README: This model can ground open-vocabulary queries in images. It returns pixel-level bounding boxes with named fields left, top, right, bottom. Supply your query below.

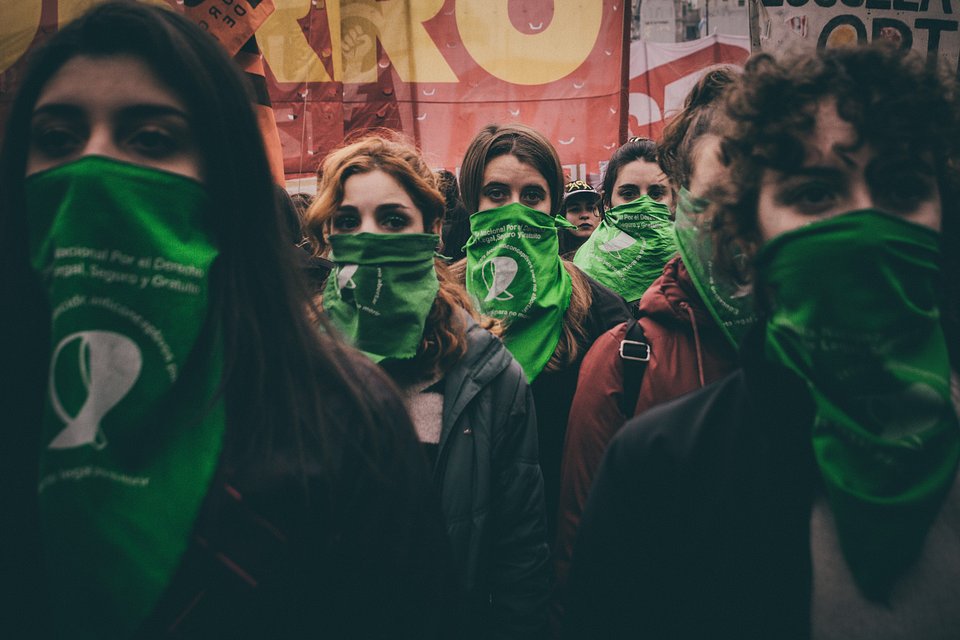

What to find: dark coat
left=436, top=317, right=550, bottom=639
left=554, top=255, right=738, bottom=600
left=531, top=270, right=634, bottom=541
left=3, top=349, right=460, bottom=639
left=562, top=330, right=818, bottom=639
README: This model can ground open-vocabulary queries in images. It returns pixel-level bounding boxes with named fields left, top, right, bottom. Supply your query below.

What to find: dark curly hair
left=715, top=44, right=960, bottom=363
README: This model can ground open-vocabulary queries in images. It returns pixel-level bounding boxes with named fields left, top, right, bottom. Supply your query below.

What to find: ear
left=431, top=217, right=443, bottom=235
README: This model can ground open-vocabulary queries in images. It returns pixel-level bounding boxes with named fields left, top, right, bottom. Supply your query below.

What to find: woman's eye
left=332, top=213, right=359, bottom=231
left=32, top=126, right=82, bottom=158
left=618, top=188, right=639, bottom=201
left=485, top=187, right=506, bottom=201
left=381, top=213, right=411, bottom=231
left=648, top=185, right=666, bottom=201
left=128, top=127, right=178, bottom=158
left=521, top=191, right=544, bottom=205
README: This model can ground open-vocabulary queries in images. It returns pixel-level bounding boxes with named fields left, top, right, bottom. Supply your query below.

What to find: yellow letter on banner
left=0, top=2, right=43, bottom=75
left=258, top=0, right=333, bottom=83
left=456, top=0, right=603, bottom=85
left=339, top=0, right=456, bottom=84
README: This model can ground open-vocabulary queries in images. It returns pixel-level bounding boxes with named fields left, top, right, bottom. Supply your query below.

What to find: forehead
left=613, top=159, right=668, bottom=187
left=482, top=154, right=547, bottom=185
left=342, top=169, right=414, bottom=202
left=804, top=99, right=861, bottom=166
left=35, top=54, right=184, bottom=113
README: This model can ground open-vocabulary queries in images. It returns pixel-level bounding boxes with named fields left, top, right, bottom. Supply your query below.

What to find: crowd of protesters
left=2, top=1, right=958, bottom=638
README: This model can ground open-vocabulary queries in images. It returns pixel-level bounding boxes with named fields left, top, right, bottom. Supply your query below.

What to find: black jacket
left=533, top=270, right=634, bottom=540
left=563, top=331, right=819, bottom=639
left=4, top=349, right=459, bottom=639
left=436, top=317, right=550, bottom=639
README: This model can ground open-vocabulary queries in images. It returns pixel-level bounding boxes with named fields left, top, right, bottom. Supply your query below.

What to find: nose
left=848, top=180, right=874, bottom=211
left=81, top=125, right=122, bottom=161
left=356, top=218, right=381, bottom=234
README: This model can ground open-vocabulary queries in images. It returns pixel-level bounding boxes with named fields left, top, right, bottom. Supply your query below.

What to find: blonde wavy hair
left=305, top=132, right=501, bottom=377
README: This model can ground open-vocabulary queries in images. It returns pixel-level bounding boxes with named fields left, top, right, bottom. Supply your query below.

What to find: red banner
left=628, top=34, right=751, bottom=140
left=1, top=2, right=757, bottom=191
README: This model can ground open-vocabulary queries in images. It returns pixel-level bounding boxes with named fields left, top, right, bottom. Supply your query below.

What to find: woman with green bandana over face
left=305, top=133, right=550, bottom=640
left=553, top=69, right=744, bottom=634
left=564, top=44, right=960, bottom=640
left=0, top=3, right=457, bottom=638
left=573, top=137, right=678, bottom=304
left=454, top=123, right=634, bottom=545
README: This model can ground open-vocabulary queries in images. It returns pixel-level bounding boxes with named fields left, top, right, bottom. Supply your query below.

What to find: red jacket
left=552, top=255, right=739, bottom=630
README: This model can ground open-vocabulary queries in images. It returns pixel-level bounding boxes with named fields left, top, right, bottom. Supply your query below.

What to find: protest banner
left=627, top=34, right=751, bottom=140
left=752, top=0, right=960, bottom=72
left=2, top=1, right=762, bottom=189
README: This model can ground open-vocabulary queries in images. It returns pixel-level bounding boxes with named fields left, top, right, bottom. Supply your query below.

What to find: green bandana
left=26, top=156, right=225, bottom=638
left=573, top=195, right=677, bottom=303
left=465, top=203, right=573, bottom=381
left=757, top=210, right=960, bottom=599
left=324, top=232, right=440, bottom=363
left=674, top=187, right=756, bottom=349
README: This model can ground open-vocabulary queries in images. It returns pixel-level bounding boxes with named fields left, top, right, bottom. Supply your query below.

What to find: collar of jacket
left=638, top=255, right=718, bottom=331
left=436, top=312, right=514, bottom=459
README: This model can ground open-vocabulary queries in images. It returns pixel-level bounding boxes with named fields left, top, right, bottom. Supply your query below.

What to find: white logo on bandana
left=481, top=256, right=518, bottom=302
left=48, top=331, right=142, bottom=450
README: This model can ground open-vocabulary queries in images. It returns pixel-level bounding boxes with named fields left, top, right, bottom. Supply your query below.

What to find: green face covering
left=756, top=210, right=959, bottom=600
left=673, top=187, right=756, bottom=349
left=465, top=203, right=573, bottom=381
left=26, top=156, right=225, bottom=638
left=323, top=232, right=440, bottom=363
left=573, top=195, right=677, bottom=303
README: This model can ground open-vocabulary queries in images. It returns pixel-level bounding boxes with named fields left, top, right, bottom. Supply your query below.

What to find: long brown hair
left=306, top=133, right=499, bottom=377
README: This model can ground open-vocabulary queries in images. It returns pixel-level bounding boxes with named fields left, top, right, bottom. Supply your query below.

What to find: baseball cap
left=563, top=179, right=601, bottom=204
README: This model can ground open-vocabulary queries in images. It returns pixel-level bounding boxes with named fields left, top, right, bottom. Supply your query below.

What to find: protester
left=552, top=69, right=744, bottom=622
left=558, top=179, right=602, bottom=257
left=572, top=137, right=677, bottom=303
left=563, top=44, right=960, bottom=639
left=0, top=3, right=457, bottom=637
left=305, top=133, right=551, bottom=639
left=457, top=123, right=633, bottom=539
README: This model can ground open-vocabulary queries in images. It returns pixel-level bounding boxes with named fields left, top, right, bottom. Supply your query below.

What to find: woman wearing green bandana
left=306, top=133, right=551, bottom=639
left=563, top=45, right=960, bottom=640
left=573, top=137, right=679, bottom=303
left=456, top=123, right=634, bottom=542
left=1, top=3, right=457, bottom=638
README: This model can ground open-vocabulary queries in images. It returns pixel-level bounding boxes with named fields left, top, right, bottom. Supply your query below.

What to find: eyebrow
left=31, top=103, right=190, bottom=121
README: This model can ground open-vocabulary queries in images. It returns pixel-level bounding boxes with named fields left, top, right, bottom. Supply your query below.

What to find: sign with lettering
left=752, top=0, right=960, bottom=72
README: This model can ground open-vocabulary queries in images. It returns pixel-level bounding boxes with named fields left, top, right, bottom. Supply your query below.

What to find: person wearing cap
left=559, top=179, right=601, bottom=257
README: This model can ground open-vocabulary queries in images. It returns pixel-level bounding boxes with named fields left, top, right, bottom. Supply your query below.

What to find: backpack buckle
left=619, top=339, right=650, bottom=362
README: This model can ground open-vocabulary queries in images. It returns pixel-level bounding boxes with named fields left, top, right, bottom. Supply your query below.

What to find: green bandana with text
left=466, top=203, right=573, bottom=381
left=757, top=210, right=959, bottom=600
left=674, top=187, right=756, bottom=349
left=323, top=232, right=439, bottom=363
left=573, top=195, right=677, bottom=303
left=27, top=156, right=224, bottom=639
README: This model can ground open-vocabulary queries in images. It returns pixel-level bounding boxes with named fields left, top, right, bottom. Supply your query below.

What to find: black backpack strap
left=618, top=317, right=651, bottom=417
